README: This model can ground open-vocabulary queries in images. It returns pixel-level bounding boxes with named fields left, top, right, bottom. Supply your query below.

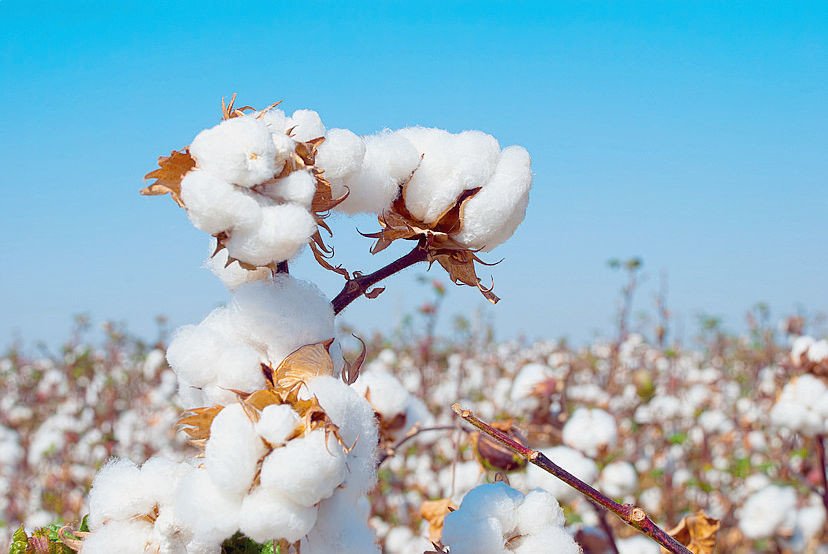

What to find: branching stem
left=451, top=403, right=692, bottom=554
left=816, top=434, right=828, bottom=515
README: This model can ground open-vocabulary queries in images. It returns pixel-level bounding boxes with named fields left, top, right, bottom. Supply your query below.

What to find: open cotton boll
left=88, top=458, right=155, bottom=529
left=190, top=116, right=280, bottom=188
left=82, top=519, right=153, bottom=554
left=599, top=461, right=638, bottom=498
left=512, top=526, right=580, bottom=554
left=213, top=341, right=266, bottom=394
left=617, top=535, right=661, bottom=554
left=225, top=203, right=317, bottom=267
left=770, top=374, right=828, bottom=436
left=397, top=127, right=500, bottom=224
left=287, top=109, right=326, bottom=142
left=452, top=146, right=532, bottom=251
left=258, top=109, right=288, bottom=134
left=510, top=363, right=554, bottom=402
left=205, top=404, right=266, bottom=496
left=791, top=335, right=815, bottom=364
left=354, top=370, right=411, bottom=419
left=458, top=482, right=524, bottom=535
left=336, top=131, right=420, bottom=214
left=256, top=404, right=301, bottom=446
left=261, top=169, right=317, bottom=209
left=302, top=485, right=380, bottom=554
left=808, top=339, right=828, bottom=362
left=441, top=511, right=506, bottom=554
left=230, top=276, right=335, bottom=368
left=562, top=408, right=618, bottom=457
left=140, top=456, right=193, bottom=509
left=166, top=324, right=224, bottom=388
left=205, top=244, right=271, bottom=290
left=316, top=128, right=366, bottom=182
left=239, top=486, right=318, bottom=543
left=515, top=489, right=566, bottom=535
left=301, top=376, right=379, bottom=493
left=260, top=429, right=347, bottom=507
left=174, top=468, right=242, bottom=545
left=739, top=485, right=798, bottom=539
left=526, top=446, right=597, bottom=503
left=180, top=170, right=262, bottom=234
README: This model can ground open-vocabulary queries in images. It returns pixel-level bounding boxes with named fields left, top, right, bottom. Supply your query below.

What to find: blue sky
left=1, top=1, right=826, bottom=348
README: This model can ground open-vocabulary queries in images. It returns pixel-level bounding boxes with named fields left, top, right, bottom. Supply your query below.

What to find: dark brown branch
left=332, top=239, right=429, bottom=314
left=451, top=403, right=692, bottom=554
left=816, top=434, right=828, bottom=515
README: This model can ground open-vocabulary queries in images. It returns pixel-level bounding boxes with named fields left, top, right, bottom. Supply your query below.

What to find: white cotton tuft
left=205, top=244, right=271, bottom=290
left=738, top=485, right=797, bottom=539
left=452, top=146, right=532, bottom=251
left=515, top=489, right=566, bottom=535
left=770, top=374, right=828, bottom=436
left=258, top=109, right=288, bottom=135
left=261, top=169, right=317, bottom=209
left=205, top=404, right=266, bottom=496
left=88, top=458, right=155, bottom=529
left=180, top=170, right=262, bottom=235
left=808, top=339, right=828, bottom=363
left=174, top=468, right=242, bottom=545
left=225, top=203, right=317, bottom=267
left=511, top=526, right=580, bottom=554
left=287, top=109, right=326, bottom=142
left=166, top=324, right=223, bottom=388
left=81, top=520, right=153, bottom=554
left=441, top=511, right=505, bottom=554
left=140, top=456, right=193, bottom=509
left=260, top=429, right=347, bottom=507
left=354, top=370, right=411, bottom=419
left=239, top=487, right=318, bottom=543
left=457, top=482, right=524, bottom=535
left=562, top=407, right=618, bottom=457
left=301, top=485, right=380, bottom=554
left=526, top=446, right=597, bottom=503
left=316, top=128, right=366, bottom=183
left=599, top=461, right=638, bottom=498
left=190, top=116, right=279, bottom=188
left=256, top=404, right=301, bottom=446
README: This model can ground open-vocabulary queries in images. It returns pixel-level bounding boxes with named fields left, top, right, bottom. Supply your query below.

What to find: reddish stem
left=816, top=434, right=828, bottom=515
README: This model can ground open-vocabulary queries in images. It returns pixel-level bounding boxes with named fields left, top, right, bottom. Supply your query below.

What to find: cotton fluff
left=180, top=170, right=262, bottom=235
left=301, top=484, right=380, bottom=554
left=738, top=485, right=797, bottom=539
left=81, top=519, right=153, bottom=554
left=205, top=404, right=266, bottom=496
left=174, top=467, right=243, bottom=545
left=87, top=458, right=155, bottom=529
left=256, top=404, right=301, bottom=446
left=770, top=374, right=828, bottom=436
left=287, top=109, right=326, bottom=142
left=189, top=116, right=280, bottom=188
left=261, top=169, right=317, bottom=209
left=562, top=408, right=618, bottom=457
left=526, top=446, right=598, bottom=503
left=315, top=128, right=366, bottom=205
left=238, top=487, right=318, bottom=543
left=510, top=363, right=554, bottom=402
left=205, top=245, right=270, bottom=290
left=225, top=203, right=318, bottom=267
left=354, top=369, right=434, bottom=441
left=808, top=339, right=828, bottom=363
left=441, top=483, right=580, bottom=554
left=599, top=461, right=638, bottom=498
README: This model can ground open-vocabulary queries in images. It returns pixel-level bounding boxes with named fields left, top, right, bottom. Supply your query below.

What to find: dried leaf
left=341, top=334, right=367, bottom=385
left=141, top=149, right=196, bottom=207
left=177, top=405, right=224, bottom=444
left=420, top=498, right=457, bottom=542
left=667, top=511, right=720, bottom=554
left=273, top=339, right=335, bottom=391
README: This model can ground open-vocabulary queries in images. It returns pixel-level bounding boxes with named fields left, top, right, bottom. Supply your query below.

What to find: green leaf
left=9, top=526, right=28, bottom=554
left=79, top=515, right=90, bottom=533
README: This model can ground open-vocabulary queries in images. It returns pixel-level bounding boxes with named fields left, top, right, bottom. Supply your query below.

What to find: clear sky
left=1, top=1, right=826, bottom=348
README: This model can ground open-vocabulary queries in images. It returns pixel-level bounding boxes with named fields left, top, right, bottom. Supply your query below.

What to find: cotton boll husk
left=287, top=109, right=326, bottom=142
left=599, top=461, right=638, bottom=498
left=174, top=468, right=242, bottom=545
left=261, top=169, right=317, bottom=209
left=458, top=482, right=524, bottom=535
left=82, top=519, right=153, bottom=554
left=512, top=526, right=580, bottom=554
left=301, top=485, right=379, bottom=554
left=397, top=127, right=500, bottom=224
left=301, top=376, right=379, bottom=493
left=238, top=487, right=318, bottom=543
left=441, top=511, right=506, bottom=554
left=452, top=146, right=532, bottom=251
left=316, top=128, right=366, bottom=185
left=230, top=277, right=335, bottom=368
left=166, top=324, right=223, bottom=388
left=225, top=203, right=317, bottom=267
left=526, top=446, right=597, bottom=503
left=260, top=429, right=347, bottom=507
left=255, top=404, right=301, bottom=446
left=338, top=131, right=420, bottom=214
left=205, top=244, right=271, bottom=290
left=88, top=458, right=155, bottom=529
left=205, top=404, right=266, bottom=496
left=516, top=489, right=566, bottom=535
left=190, top=116, right=279, bottom=188
left=180, top=170, right=262, bottom=234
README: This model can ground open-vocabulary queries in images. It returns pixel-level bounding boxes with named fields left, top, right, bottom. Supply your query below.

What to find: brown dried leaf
left=273, top=339, right=335, bottom=391
left=177, top=405, right=224, bottom=443
left=341, top=334, right=367, bottom=385
left=240, top=389, right=283, bottom=421
left=667, top=511, right=720, bottom=554
left=141, top=149, right=196, bottom=207
left=420, top=498, right=457, bottom=543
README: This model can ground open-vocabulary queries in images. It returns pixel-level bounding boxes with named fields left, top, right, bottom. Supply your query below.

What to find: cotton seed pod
left=472, top=421, right=528, bottom=472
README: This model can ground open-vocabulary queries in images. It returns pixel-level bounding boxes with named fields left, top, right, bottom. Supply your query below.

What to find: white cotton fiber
left=229, top=276, right=335, bottom=368
left=512, top=526, right=580, bottom=554
left=397, top=127, right=500, bottom=224
left=337, top=131, right=420, bottom=214
left=316, top=128, right=366, bottom=182
left=441, top=511, right=506, bottom=554
left=205, top=244, right=271, bottom=290
left=239, top=486, right=318, bottom=543
left=354, top=370, right=410, bottom=419
left=190, top=116, right=279, bottom=188
left=180, top=170, right=262, bottom=235
left=739, top=485, right=797, bottom=539
left=256, top=404, right=301, bottom=446
left=262, top=169, right=317, bottom=209
left=260, top=428, right=347, bottom=507
left=205, top=404, right=266, bottom=496
left=81, top=519, right=153, bottom=554
left=770, top=374, right=828, bottom=436
left=225, top=203, right=317, bottom=267
left=458, top=482, right=524, bottom=535
left=166, top=324, right=223, bottom=388
left=213, top=340, right=266, bottom=394
left=599, top=461, right=638, bottom=498
left=174, top=468, right=243, bottom=545
left=808, top=339, right=828, bottom=363
left=140, top=456, right=193, bottom=509
left=562, top=407, right=618, bottom=457
left=287, top=109, right=326, bottom=142
left=258, top=109, right=288, bottom=135
left=301, top=485, right=380, bottom=554
left=515, top=489, right=566, bottom=535
left=526, top=446, right=597, bottom=503
left=452, top=146, right=532, bottom=251
left=88, top=458, right=155, bottom=529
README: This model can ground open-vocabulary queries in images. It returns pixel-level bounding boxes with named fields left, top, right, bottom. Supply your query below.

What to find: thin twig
left=377, top=425, right=460, bottom=466
left=451, top=403, right=692, bottom=554
left=816, top=434, right=828, bottom=515
left=332, top=239, right=429, bottom=314
left=596, top=507, right=620, bottom=554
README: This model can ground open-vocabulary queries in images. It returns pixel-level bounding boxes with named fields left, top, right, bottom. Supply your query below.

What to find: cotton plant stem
left=596, top=507, right=620, bottom=554
left=816, top=434, right=828, bottom=515
left=332, top=239, right=429, bottom=314
left=451, top=403, right=693, bottom=554
left=376, top=424, right=459, bottom=466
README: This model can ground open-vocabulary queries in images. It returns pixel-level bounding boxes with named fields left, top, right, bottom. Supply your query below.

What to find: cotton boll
left=239, top=487, right=318, bottom=543
left=256, top=404, right=301, bottom=446
left=205, top=244, right=271, bottom=290
left=287, top=109, right=326, bottom=142
left=88, top=458, right=155, bottom=529
left=258, top=109, right=288, bottom=134
left=166, top=324, right=223, bottom=389
left=353, top=370, right=410, bottom=420
left=516, top=489, right=566, bottom=535
left=302, top=485, right=380, bottom=554
left=174, top=468, right=242, bottom=545
left=791, top=336, right=815, bottom=364
left=180, top=170, right=262, bottom=234
left=808, top=339, right=828, bottom=363
left=260, top=429, right=347, bottom=507
left=512, top=526, right=580, bottom=554
left=442, top=511, right=506, bottom=554
left=205, top=404, right=266, bottom=496
left=458, top=482, right=524, bottom=535
left=599, top=461, right=638, bottom=499
left=398, top=127, right=500, bottom=224
left=316, top=128, right=366, bottom=186
left=337, top=131, right=420, bottom=214
left=738, top=485, right=798, bottom=539
left=452, top=146, right=532, bottom=251
left=510, top=363, right=553, bottom=402
left=562, top=408, right=618, bottom=457
left=262, top=169, right=317, bottom=209
left=190, top=116, right=279, bottom=188
left=526, top=446, right=597, bottom=503
left=230, top=277, right=335, bottom=369
left=213, top=341, right=266, bottom=394
left=82, top=519, right=153, bottom=554
left=225, top=203, right=317, bottom=267
left=140, top=456, right=193, bottom=509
